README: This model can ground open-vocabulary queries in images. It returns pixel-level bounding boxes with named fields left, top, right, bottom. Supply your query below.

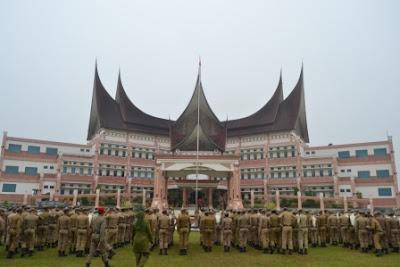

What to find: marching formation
left=0, top=204, right=399, bottom=267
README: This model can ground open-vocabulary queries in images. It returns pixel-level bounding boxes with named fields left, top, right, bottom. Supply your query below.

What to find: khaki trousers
left=105, top=229, right=117, bottom=251
left=159, top=229, right=169, bottom=249
left=204, top=229, right=214, bottom=247
left=76, top=229, right=88, bottom=251
left=260, top=228, right=269, bottom=249
left=22, top=229, right=35, bottom=251
left=340, top=226, right=349, bottom=243
left=179, top=227, right=189, bottom=249
left=223, top=230, right=232, bottom=247
left=298, top=228, right=308, bottom=249
left=282, top=226, right=293, bottom=250
left=358, top=229, right=368, bottom=248
left=86, top=234, right=107, bottom=264
left=58, top=229, right=69, bottom=251
left=239, top=228, right=249, bottom=248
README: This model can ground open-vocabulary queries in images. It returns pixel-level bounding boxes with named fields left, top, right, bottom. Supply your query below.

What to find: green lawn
left=0, top=232, right=398, bottom=267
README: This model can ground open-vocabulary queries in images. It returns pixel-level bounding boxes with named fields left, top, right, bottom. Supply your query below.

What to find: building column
left=23, top=193, right=28, bottom=205
left=275, top=191, right=280, bottom=210
left=37, top=173, right=45, bottom=202
left=95, top=189, right=100, bottom=208
left=208, top=187, right=213, bottom=208
left=369, top=198, right=374, bottom=214
left=227, top=175, right=232, bottom=207
left=250, top=190, right=254, bottom=208
left=163, top=176, right=169, bottom=209
left=319, top=192, right=325, bottom=211
left=55, top=154, right=62, bottom=201
left=297, top=191, right=302, bottom=210
left=231, top=167, right=243, bottom=209
left=142, top=189, right=147, bottom=207
left=49, top=194, right=54, bottom=201
left=116, top=189, right=121, bottom=208
left=343, top=196, right=348, bottom=212
left=263, top=180, right=268, bottom=202
left=182, top=187, right=187, bottom=208
left=151, top=166, right=163, bottom=210
left=350, top=176, right=357, bottom=208
left=388, top=136, right=400, bottom=206
left=72, top=189, right=78, bottom=206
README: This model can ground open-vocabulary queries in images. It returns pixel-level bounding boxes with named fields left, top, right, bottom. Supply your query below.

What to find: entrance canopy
left=151, top=154, right=243, bottom=210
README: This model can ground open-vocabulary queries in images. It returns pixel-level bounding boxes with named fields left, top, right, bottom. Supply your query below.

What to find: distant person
left=131, top=211, right=153, bottom=267
left=367, top=203, right=371, bottom=211
left=197, top=198, right=203, bottom=210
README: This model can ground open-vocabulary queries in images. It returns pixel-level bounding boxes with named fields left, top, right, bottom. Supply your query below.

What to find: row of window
left=358, top=170, right=390, bottom=179
left=303, top=169, right=333, bottom=178
left=99, top=149, right=156, bottom=160
left=5, top=166, right=38, bottom=175
left=8, top=144, right=58, bottom=155
left=338, top=148, right=387, bottom=159
left=63, top=167, right=93, bottom=176
left=241, top=173, right=266, bottom=180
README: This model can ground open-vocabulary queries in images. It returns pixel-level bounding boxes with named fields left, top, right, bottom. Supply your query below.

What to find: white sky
left=1, top=1, right=399, bottom=172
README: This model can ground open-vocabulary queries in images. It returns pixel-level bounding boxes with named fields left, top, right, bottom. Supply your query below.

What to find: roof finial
left=198, top=56, right=202, bottom=83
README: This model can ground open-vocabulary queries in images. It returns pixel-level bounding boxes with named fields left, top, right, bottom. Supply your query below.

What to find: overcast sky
left=1, top=1, right=399, bottom=170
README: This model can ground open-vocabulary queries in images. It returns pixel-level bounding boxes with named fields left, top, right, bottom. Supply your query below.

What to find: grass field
left=0, top=232, right=399, bottom=267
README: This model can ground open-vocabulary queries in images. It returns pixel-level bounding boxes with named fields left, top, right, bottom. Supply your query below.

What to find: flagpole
left=195, top=59, right=201, bottom=209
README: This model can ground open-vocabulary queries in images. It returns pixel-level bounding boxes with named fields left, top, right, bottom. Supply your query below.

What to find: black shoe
left=86, top=264, right=90, bottom=267
left=299, top=249, right=303, bottom=255
left=270, top=248, right=274, bottom=254
left=29, top=250, right=33, bottom=257
left=108, top=249, right=116, bottom=259
left=159, top=249, right=163, bottom=255
left=184, top=249, right=187, bottom=255
left=164, top=248, right=168, bottom=255
left=281, top=249, right=286, bottom=255
left=7, top=251, right=14, bottom=259
left=113, top=244, right=117, bottom=250
left=21, top=248, right=26, bottom=257
left=5, top=245, right=9, bottom=251
left=105, top=261, right=114, bottom=267
left=227, top=246, right=230, bottom=252
left=376, top=250, right=383, bottom=257
left=289, top=249, right=292, bottom=255
left=94, top=250, right=100, bottom=257
left=263, top=248, right=268, bottom=254
left=305, top=249, right=308, bottom=255
left=58, top=251, right=62, bottom=257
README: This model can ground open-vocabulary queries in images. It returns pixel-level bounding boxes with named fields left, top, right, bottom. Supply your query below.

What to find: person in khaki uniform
left=105, top=208, right=118, bottom=259
left=125, top=207, right=134, bottom=245
left=297, top=209, right=309, bottom=255
left=149, top=209, right=158, bottom=250
left=168, top=209, right=176, bottom=248
left=367, top=212, right=384, bottom=257
left=250, top=209, right=258, bottom=248
left=309, top=212, right=318, bottom=248
left=21, top=208, right=38, bottom=257
left=158, top=210, right=170, bottom=255
left=339, top=211, right=350, bottom=248
left=237, top=210, right=249, bottom=252
left=202, top=211, right=216, bottom=252
left=258, top=210, right=270, bottom=254
left=279, top=207, right=296, bottom=254
left=221, top=212, right=233, bottom=252
left=177, top=208, right=191, bottom=255
left=117, top=208, right=127, bottom=248
left=291, top=211, right=299, bottom=252
left=388, top=212, right=400, bottom=252
left=76, top=208, right=89, bottom=257
left=317, top=211, right=327, bottom=247
left=37, top=206, right=50, bottom=251
left=328, top=211, right=339, bottom=245
left=355, top=211, right=369, bottom=253
left=56, top=208, right=71, bottom=257
left=47, top=206, right=59, bottom=248
left=69, top=208, right=79, bottom=254
left=7, top=207, right=22, bottom=259
left=85, top=207, right=113, bottom=267
left=376, top=211, right=389, bottom=254
left=269, top=210, right=280, bottom=254
left=0, top=209, right=5, bottom=247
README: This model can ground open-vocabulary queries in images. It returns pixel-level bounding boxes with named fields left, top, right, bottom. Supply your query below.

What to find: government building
left=0, top=64, right=398, bottom=209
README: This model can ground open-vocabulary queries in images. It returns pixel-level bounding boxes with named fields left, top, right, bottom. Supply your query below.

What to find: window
left=71, top=168, right=76, bottom=175
left=99, top=170, right=103, bottom=176
left=341, top=170, right=345, bottom=173
left=277, top=152, right=281, bottom=159
left=113, top=171, right=118, bottom=177
left=25, top=167, right=38, bottom=176
left=358, top=171, right=370, bottom=179
left=293, top=172, right=297, bottom=178
left=376, top=170, right=390, bottom=178
left=253, top=154, right=257, bottom=160
left=319, top=170, right=324, bottom=177
left=374, top=148, right=387, bottom=157
left=247, top=154, right=250, bottom=160
left=269, top=153, right=273, bottom=159
left=278, top=172, right=282, bottom=179
left=115, top=150, right=119, bottom=157
left=151, top=173, right=154, bottom=179
left=146, top=154, right=149, bottom=160
left=303, top=171, right=307, bottom=178
left=311, top=171, right=315, bottom=177
left=291, top=151, right=296, bottom=157
left=284, top=151, right=288, bottom=158
left=79, top=168, right=84, bottom=175
left=139, top=153, right=142, bottom=159
left=328, top=170, right=333, bottom=176
left=254, top=173, right=258, bottom=180
left=261, top=154, right=264, bottom=159
left=285, top=172, right=289, bottom=178
left=2, top=184, right=16, bottom=192
left=138, top=172, right=141, bottom=178
left=144, top=172, right=148, bottom=179
left=261, top=173, right=265, bottom=179
left=8, top=144, right=22, bottom=152
left=240, top=155, right=244, bottom=161
left=340, top=189, right=345, bottom=192
left=122, top=151, right=126, bottom=157
left=152, top=155, right=155, bottom=160
left=5, top=166, right=19, bottom=174
left=100, top=149, right=104, bottom=155
left=338, top=151, right=350, bottom=159
left=44, top=185, right=49, bottom=189
left=346, top=189, right=351, bottom=192
left=356, top=149, right=368, bottom=158
left=50, top=166, right=54, bottom=169
left=88, top=169, right=92, bottom=175
left=28, top=146, right=40, bottom=154
left=378, top=188, right=392, bottom=196
left=247, top=174, right=251, bottom=179
left=271, top=173, right=274, bottom=179
left=130, top=171, right=134, bottom=178
left=106, top=170, right=110, bottom=176
left=107, top=150, right=111, bottom=156
left=62, top=167, right=67, bottom=174
left=132, top=152, right=135, bottom=158
left=46, top=147, right=58, bottom=155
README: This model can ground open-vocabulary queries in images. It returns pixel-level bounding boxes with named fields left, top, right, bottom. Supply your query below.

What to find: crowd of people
left=0, top=204, right=399, bottom=267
